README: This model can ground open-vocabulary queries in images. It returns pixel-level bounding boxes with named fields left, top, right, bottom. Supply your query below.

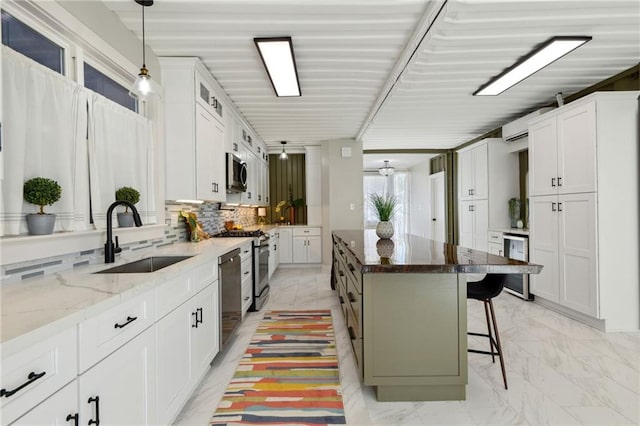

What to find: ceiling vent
left=502, top=108, right=554, bottom=142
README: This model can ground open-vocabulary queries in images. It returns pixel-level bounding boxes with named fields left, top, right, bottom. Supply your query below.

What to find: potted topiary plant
left=115, top=186, right=140, bottom=227
left=370, top=193, right=398, bottom=239
left=23, top=177, right=62, bottom=235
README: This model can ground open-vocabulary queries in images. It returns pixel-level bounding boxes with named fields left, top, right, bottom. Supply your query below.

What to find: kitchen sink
left=95, top=256, right=193, bottom=274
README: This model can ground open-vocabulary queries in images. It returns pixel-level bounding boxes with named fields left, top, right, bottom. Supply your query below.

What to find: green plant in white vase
left=370, top=193, right=398, bottom=239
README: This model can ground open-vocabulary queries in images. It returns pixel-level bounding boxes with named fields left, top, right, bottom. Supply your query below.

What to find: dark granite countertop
left=333, top=230, right=543, bottom=274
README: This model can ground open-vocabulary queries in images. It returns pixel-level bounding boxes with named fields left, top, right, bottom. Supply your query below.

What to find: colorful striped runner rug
left=210, top=310, right=346, bottom=425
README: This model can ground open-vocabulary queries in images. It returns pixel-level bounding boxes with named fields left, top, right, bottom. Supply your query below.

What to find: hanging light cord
left=141, top=4, right=146, bottom=68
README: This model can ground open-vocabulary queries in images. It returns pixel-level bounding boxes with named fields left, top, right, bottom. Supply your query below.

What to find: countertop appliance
left=212, top=230, right=270, bottom=311
left=226, top=152, right=247, bottom=193
left=503, top=233, right=532, bottom=300
left=218, top=248, right=241, bottom=347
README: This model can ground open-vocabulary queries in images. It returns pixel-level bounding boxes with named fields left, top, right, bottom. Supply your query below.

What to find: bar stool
left=467, top=273, right=508, bottom=389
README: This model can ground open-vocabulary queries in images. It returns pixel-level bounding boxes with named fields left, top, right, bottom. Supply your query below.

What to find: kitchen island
left=332, top=230, right=542, bottom=402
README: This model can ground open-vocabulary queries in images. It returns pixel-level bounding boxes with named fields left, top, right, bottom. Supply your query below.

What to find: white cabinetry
left=457, top=139, right=516, bottom=251
left=190, top=284, right=219, bottom=376
left=529, top=91, right=639, bottom=331
left=79, top=326, right=156, bottom=426
left=160, top=57, right=226, bottom=202
left=240, top=242, right=253, bottom=315
left=12, top=381, right=78, bottom=426
left=268, top=229, right=280, bottom=278
left=292, top=227, right=322, bottom=263
left=278, top=228, right=293, bottom=263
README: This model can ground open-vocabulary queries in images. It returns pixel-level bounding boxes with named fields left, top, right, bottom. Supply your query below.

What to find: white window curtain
left=363, top=172, right=409, bottom=235
left=0, top=47, right=89, bottom=236
left=87, top=92, right=156, bottom=229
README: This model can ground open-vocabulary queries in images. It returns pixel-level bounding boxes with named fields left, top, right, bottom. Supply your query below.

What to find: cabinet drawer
left=79, top=291, right=155, bottom=372
left=241, top=258, right=252, bottom=282
left=1, top=327, right=77, bottom=425
left=292, top=227, right=321, bottom=237
left=346, top=278, right=362, bottom=333
left=191, top=261, right=217, bottom=294
left=241, top=277, right=253, bottom=313
left=344, top=256, right=362, bottom=294
left=488, top=231, right=503, bottom=243
left=239, top=243, right=253, bottom=263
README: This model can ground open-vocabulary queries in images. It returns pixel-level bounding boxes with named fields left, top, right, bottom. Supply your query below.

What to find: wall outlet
left=349, top=203, right=355, bottom=211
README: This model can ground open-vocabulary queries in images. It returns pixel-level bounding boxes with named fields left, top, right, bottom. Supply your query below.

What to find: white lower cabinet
left=278, top=228, right=293, bottom=263
left=530, top=193, right=597, bottom=317
left=79, top=326, right=157, bottom=426
left=458, top=200, right=488, bottom=252
left=291, top=228, right=322, bottom=263
left=12, top=381, right=78, bottom=426
left=156, top=282, right=219, bottom=425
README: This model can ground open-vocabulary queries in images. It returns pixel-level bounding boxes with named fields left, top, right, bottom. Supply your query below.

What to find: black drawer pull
left=347, top=263, right=355, bottom=272
left=0, top=371, right=46, bottom=398
left=339, top=296, right=344, bottom=304
left=66, top=413, right=79, bottom=425
left=347, top=292, right=357, bottom=303
left=88, top=396, right=100, bottom=426
left=197, top=307, right=203, bottom=324
left=338, top=271, right=344, bottom=277
left=192, top=311, right=198, bottom=328
left=244, top=271, right=250, bottom=275
left=114, top=316, right=137, bottom=329
left=347, top=326, right=356, bottom=340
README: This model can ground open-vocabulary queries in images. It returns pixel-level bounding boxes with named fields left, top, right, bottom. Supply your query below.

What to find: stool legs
left=468, top=298, right=508, bottom=390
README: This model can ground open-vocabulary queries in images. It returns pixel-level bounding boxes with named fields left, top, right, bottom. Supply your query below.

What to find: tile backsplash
left=1, top=202, right=257, bottom=284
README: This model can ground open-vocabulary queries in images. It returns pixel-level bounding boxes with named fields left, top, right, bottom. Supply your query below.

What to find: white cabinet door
left=459, top=200, right=474, bottom=249
left=12, top=381, right=78, bottom=426
left=472, top=144, right=488, bottom=200
left=279, top=228, right=293, bottom=263
left=458, top=150, right=474, bottom=201
left=558, top=193, right=598, bottom=316
left=529, top=118, right=558, bottom=197
left=307, top=236, right=322, bottom=263
left=191, top=283, right=219, bottom=378
left=155, top=301, right=193, bottom=425
left=529, top=195, right=560, bottom=302
left=292, top=236, right=307, bottom=263
left=472, top=199, right=488, bottom=252
left=211, top=119, right=226, bottom=202
left=79, top=327, right=156, bottom=426
left=195, top=103, right=215, bottom=201
left=557, top=102, right=597, bottom=195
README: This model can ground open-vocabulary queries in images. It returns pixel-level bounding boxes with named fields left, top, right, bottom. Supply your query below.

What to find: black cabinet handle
left=244, top=270, right=250, bottom=275
left=552, top=177, right=556, bottom=187
left=338, top=271, right=344, bottom=277
left=558, top=202, right=563, bottom=212
left=0, top=371, right=46, bottom=398
left=347, top=326, right=356, bottom=340
left=552, top=202, right=557, bottom=212
left=66, top=413, right=79, bottom=426
left=88, top=396, right=100, bottom=426
left=347, top=292, right=357, bottom=303
left=114, top=316, right=137, bottom=329
left=347, top=263, right=355, bottom=272
left=192, top=311, right=198, bottom=328
left=197, top=307, right=203, bottom=325
left=339, top=296, right=344, bottom=304
left=557, top=176, right=563, bottom=186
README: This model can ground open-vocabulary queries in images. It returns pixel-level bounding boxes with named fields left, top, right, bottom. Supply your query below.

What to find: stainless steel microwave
left=226, top=153, right=247, bottom=193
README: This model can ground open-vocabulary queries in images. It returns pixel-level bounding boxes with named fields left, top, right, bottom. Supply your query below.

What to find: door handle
left=557, top=177, right=563, bottom=186
left=66, top=413, right=79, bottom=426
left=551, top=177, right=556, bottom=187
left=192, top=311, right=198, bottom=328
left=88, top=396, right=100, bottom=426
left=552, top=202, right=557, bottom=212
left=558, top=202, right=563, bottom=212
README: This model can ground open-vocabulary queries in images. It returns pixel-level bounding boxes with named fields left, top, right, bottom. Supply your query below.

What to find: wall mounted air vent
left=502, top=108, right=554, bottom=142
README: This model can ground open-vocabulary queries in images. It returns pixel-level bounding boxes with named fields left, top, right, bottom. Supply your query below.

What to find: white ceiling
left=363, top=154, right=435, bottom=171
left=104, top=0, right=640, bottom=150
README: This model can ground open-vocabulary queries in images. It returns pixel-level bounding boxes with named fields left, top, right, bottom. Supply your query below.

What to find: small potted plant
left=23, top=177, right=62, bottom=235
left=508, top=197, right=521, bottom=228
left=115, top=186, right=140, bottom=227
left=370, top=193, right=398, bottom=239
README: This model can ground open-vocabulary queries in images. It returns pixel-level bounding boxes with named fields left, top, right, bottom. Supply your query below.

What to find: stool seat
left=467, top=273, right=509, bottom=389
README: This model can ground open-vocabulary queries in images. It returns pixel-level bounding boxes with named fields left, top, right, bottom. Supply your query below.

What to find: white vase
left=376, top=221, right=394, bottom=239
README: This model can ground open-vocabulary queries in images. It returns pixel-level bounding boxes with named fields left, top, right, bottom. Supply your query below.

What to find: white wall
left=408, top=159, right=431, bottom=238
left=321, top=139, right=364, bottom=264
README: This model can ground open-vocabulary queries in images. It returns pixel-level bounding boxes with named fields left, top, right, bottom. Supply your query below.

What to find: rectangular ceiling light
left=254, top=37, right=301, bottom=97
left=473, top=36, right=592, bottom=96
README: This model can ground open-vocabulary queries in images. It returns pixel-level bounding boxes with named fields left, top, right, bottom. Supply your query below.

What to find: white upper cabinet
left=458, top=143, right=488, bottom=201
left=160, top=57, right=226, bottom=203
left=529, top=101, right=596, bottom=197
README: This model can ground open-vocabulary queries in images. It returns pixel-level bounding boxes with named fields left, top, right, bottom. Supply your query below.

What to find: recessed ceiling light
left=254, top=37, right=301, bottom=97
left=473, top=36, right=592, bottom=96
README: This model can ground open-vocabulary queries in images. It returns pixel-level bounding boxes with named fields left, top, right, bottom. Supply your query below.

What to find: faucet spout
left=105, top=201, right=143, bottom=263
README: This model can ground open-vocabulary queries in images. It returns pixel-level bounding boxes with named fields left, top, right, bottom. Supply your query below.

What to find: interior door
left=429, top=172, right=446, bottom=243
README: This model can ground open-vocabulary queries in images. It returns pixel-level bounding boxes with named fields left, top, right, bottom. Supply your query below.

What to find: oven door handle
left=503, top=235, right=527, bottom=242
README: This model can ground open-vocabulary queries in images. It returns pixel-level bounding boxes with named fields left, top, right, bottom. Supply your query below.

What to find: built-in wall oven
left=503, top=233, right=532, bottom=300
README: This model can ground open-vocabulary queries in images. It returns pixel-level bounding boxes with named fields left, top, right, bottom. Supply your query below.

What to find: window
left=364, top=172, right=409, bottom=235
left=1, top=10, right=65, bottom=74
left=84, top=63, right=137, bottom=112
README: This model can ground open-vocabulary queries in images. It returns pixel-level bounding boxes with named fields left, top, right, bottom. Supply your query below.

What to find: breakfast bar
left=331, top=230, right=542, bottom=402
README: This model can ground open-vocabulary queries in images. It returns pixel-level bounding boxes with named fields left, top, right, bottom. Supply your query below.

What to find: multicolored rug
left=210, top=310, right=346, bottom=425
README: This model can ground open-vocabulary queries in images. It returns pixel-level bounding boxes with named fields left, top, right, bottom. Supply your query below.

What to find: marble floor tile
left=174, top=266, right=640, bottom=425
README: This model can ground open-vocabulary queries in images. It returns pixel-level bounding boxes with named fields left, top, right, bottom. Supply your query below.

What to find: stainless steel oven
left=252, top=234, right=270, bottom=311
left=503, top=233, right=532, bottom=300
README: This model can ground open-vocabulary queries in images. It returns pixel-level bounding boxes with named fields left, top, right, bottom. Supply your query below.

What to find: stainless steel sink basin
left=96, top=256, right=193, bottom=274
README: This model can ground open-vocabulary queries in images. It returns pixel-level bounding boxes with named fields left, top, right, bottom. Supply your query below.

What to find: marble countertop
left=333, top=230, right=542, bottom=274
left=0, top=237, right=253, bottom=355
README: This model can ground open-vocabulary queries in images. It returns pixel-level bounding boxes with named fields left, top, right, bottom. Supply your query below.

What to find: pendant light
left=279, top=141, right=289, bottom=160
left=378, top=160, right=395, bottom=176
left=131, top=0, right=154, bottom=98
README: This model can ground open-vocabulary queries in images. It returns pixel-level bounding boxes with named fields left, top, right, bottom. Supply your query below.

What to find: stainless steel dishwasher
left=219, top=248, right=241, bottom=347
